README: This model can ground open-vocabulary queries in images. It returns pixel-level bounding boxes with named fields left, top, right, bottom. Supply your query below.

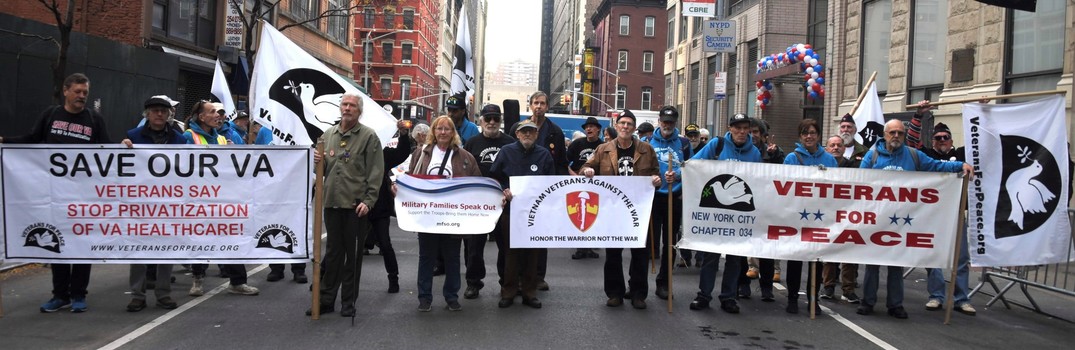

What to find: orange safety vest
left=187, top=130, right=227, bottom=145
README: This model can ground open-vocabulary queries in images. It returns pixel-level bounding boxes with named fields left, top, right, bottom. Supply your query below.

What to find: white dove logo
left=31, top=232, right=58, bottom=248
left=267, top=233, right=292, bottom=249
left=286, top=80, right=343, bottom=126
left=22, top=225, right=62, bottom=253
left=1005, top=146, right=1056, bottom=230
left=255, top=225, right=296, bottom=253
left=711, top=177, right=753, bottom=206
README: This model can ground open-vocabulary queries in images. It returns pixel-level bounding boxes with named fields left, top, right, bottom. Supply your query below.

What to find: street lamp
left=575, top=63, right=622, bottom=113
left=363, top=29, right=415, bottom=94
left=560, top=89, right=614, bottom=111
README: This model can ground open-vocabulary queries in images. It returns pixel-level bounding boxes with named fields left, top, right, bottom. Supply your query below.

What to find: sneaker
left=522, top=297, right=542, bottom=309
left=156, top=297, right=178, bottom=309
left=463, top=285, right=480, bottom=299
left=388, top=280, right=400, bottom=294
left=925, top=299, right=942, bottom=310
left=189, top=277, right=204, bottom=297
left=761, top=291, right=775, bottom=302
left=689, top=297, right=710, bottom=310
left=631, top=298, right=647, bottom=309
left=606, top=297, right=624, bottom=307
left=71, top=296, right=87, bottom=313
left=571, top=250, right=587, bottom=260
left=446, top=300, right=462, bottom=311
left=126, top=299, right=147, bottom=312
left=820, top=286, right=835, bottom=300
left=655, top=285, right=669, bottom=300
left=737, top=284, right=752, bottom=299
left=856, top=305, right=874, bottom=315
left=586, top=249, right=600, bottom=259
left=417, top=300, right=432, bottom=312
left=293, top=273, right=308, bottom=284
left=340, top=305, right=357, bottom=317
left=957, top=303, right=977, bottom=316
left=537, top=281, right=550, bottom=291
left=498, top=298, right=514, bottom=308
left=266, top=270, right=284, bottom=282
left=888, top=306, right=909, bottom=319
left=841, top=292, right=861, bottom=304
left=772, top=271, right=781, bottom=283
left=745, top=266, right=759, bottom=279
left=227, top=284, right=260, bottom=296
left=39, top=298, right=71, bottom=313
left=719, top=299, right=740, bottom=314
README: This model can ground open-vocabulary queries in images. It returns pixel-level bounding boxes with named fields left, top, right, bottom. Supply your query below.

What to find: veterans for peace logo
left=566, top=191, right=599, bottom=232
left=22, top=223, right=63, bottom=253
left=254, top=224, right=298, bottom=254
left=858, top=121, right=884, bottom=149
left=995, top=135, right=1062, bottom=237
left=268, top=68, right=347, bottom=142
left=699, top=174, right=756, bottom=212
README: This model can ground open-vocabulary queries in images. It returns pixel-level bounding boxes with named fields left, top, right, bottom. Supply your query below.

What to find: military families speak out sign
left=394, top=175, right=504, bottom=234
left=509, top=176, right=655, bottom=248
left=963, top=95, right=1072, bottom=266
left=679, top=160, right=963, bottom=268
left=1, top=145, right=311, bottom=264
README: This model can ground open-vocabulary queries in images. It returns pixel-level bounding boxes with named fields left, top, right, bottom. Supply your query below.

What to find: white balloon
left=808, top=78, right=817, bottom=86
left=756, top=100, right=763, bottom=106
left=810, top=58, right=818, bottom=66
left=797, top=44, right=806, bottom=52
left=806, top=67, right=815, bottom=74
left=806, top=85, right=813, bottom=93
left=811, top=72, right=819, bottom=79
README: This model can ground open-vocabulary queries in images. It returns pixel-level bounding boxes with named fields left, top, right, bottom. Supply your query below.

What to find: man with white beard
left=838, top=114, right=869, bottom=163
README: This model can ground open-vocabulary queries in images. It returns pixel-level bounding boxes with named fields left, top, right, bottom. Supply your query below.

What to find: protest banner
left=393, top=175, right=503, bottom=234
left=509, top=176, right=655, bottom=248
left=1, top=145, right=311, bottom=264
left=680, top=160, right=963, bottom=268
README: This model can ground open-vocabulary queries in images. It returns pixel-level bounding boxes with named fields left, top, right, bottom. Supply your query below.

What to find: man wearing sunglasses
left=462, top=104, right=516, bottom=299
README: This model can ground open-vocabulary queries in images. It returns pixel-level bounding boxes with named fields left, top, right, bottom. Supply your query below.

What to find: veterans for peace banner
left=679, top=160, right=963, bottom=268
left=509, top=176, right=655, bottom=248
left=249, top=22, right=396, bottom=147
left=963, top=95, right=1072, bottom=266
left=1, top=145, right=312, bottom=264
left=394, top=175, right=504, bottom=234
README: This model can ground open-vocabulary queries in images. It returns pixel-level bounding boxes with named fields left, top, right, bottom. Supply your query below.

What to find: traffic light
left=560, top=95, right=567, bottom=105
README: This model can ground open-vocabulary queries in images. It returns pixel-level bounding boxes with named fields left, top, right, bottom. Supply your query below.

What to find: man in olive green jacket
left=308, top=93, right=384, bottom=318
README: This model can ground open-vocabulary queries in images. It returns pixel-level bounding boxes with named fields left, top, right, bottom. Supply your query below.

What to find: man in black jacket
left=462, top=104, right=516, bottom=298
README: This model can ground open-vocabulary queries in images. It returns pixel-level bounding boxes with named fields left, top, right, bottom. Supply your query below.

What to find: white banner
left=963, top=95, right=1072, bottom=266
left=394, top=175, right=504, bottom=234
left=851, top=81, right=885, bottom=150
left=510, top=176, right=655, bottom=248
left=680, top=160, right=963, bottom=268
left=249, top=22, right=395, bottom=147
left=1, top=145, right=312, bottom=264
left=683, top=0, right=717, bottom=17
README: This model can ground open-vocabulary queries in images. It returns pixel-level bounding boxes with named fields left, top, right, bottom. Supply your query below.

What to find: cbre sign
left=703, top=20, right=736, bottom=53
left=682, top=0, right=717, bottom=17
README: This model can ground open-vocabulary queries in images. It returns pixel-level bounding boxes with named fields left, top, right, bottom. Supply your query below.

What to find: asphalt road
left=1, top=219, right=1073, bottom=350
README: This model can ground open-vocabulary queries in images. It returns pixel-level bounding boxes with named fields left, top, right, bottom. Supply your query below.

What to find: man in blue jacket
left=649, top=106, right=692, bottom=300
left=688, top=113, right=761, bottom=314
left=857, top=119, right=973, bottom=319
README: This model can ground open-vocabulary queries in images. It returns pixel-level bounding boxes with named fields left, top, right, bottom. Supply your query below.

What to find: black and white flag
left=450, top=10, right=475, bottom=103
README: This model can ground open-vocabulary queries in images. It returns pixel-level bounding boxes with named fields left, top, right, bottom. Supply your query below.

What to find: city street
left=1, top=219, right=1072, bottom=350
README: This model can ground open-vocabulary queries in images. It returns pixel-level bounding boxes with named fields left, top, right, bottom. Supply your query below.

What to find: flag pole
left=809, top=260, right=817, bottom=320
left=902, top=90, right=1067, bottom=109
left=944, top=175, right=971, bottom=325
left=310, top=140, right=325, bottom=320
left=667, top=153, right=674, bottom=314
left=848, top=71, right=878, bottom=116
left=649, top=221, right=656, bottom=273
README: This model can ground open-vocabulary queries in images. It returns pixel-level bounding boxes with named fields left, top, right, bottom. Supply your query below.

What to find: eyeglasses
left=700, top=137, right=709, bottom=142
left=933, top=135, right=951, bottom=141
left=482, top=115, right=501, bottom=122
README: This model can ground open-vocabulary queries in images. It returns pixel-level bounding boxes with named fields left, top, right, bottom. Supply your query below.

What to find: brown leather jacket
left=581, top=139, right=659, bottom=177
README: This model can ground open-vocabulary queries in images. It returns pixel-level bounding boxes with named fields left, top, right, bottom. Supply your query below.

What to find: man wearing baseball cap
left=649, top=106, right=692, bottom=300
left=446, top=93, right=480, bottom=142
left=637, top=122, right=655, bottom=142
left=567, top=116, right=605, bottom=260
left=688, top=112, right=761, bottom=314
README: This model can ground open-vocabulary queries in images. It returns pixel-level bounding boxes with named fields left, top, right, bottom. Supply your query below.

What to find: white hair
left=571, top=131, right=585, bottom=141
left=410, top=123, right=430, bottom=139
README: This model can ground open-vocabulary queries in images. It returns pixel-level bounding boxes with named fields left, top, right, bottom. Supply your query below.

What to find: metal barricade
left=969, top=209, right=1075, bottom=320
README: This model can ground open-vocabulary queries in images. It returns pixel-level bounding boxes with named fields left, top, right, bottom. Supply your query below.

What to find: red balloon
left=756, top=81, right=763, bottom=88
left=763, top=91, right=772, bottom=98
left=804, top=44, right=812, bottom=49
left=804, top=73, right=812, bottom=80
left=798, top=53, right=806, bottom=61
left=811, top=83, right=821, bottom=91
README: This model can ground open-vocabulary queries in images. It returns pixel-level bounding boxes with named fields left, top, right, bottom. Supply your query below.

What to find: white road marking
left=769, top=282, right=898, bottom=350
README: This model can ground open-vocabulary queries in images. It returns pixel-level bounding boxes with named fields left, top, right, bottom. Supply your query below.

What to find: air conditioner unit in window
left=402, top=59, right=412, bottom=64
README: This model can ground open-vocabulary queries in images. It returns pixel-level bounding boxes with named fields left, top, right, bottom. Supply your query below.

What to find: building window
left=364, top=6, right=375, bottom=27
left=1004, top=0, right=1064, bottom=101
left=861, top=0, right=892, bottom=93
left=380, top=78, right=392, bottom=98
left=706, top=55, right=721, bottom=125
left=616, top=85, right=627, bottom=109
left=290, top=0, right=319, bottom=27
left=384, top=8, right=395, bottom=28
left=908, top=0, right=946, bottom=103
left=690, top=62, right=700, bottom=118
left=363, top=41, right=372, bottom=62
left=807, top=0, right=828, bottom=59
left=619, top=15, right=630, bottom=35
left=382, top=42, right=393, bottom=62
left=679, top=13, right=687, bottom=42
left=327, top=0, right=347, bottom=42
left=401, top=43, right=413, bottom=63
left=403, top=9, right=415, bottom=30
left=401, top=79, right=411, bottom=101
left=645, top=16, right=655, bottom=37
left=727, top=53, right=737, bottom=119
left=641, top=87, right=652, bottom=110
left=666, top=8, right=675, bottom=50
left=664, top=74, right=672, bottom=106
left=642, top=51, right=654, bottom=72
left=159, top=0, right=217, bottom=50
left=692, top=17, right=702, bottom=37
left=676, top=68, right=684, bottom=107
left=618, top=50, right=628, bottom=71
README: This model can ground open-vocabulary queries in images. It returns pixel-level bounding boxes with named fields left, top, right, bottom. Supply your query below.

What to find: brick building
left=590, top=0, right=667, bottom=115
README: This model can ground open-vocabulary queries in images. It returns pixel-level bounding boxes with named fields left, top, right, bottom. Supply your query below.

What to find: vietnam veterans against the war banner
left=855, top=119, right=973, bottom=320
left=2, top=73, right=112, bottom=314
left=580, top=110, right=661, bottom=310
left=308, top=93, right=384, bottom=318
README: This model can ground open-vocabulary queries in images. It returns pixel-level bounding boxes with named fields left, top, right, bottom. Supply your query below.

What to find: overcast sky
left=483, top=0, right=541, bottom=69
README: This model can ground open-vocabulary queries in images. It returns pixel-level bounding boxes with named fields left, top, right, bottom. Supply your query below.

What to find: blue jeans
left=696, top=253, right=741, bottom=302
left=927, top=225, right=971, bottom=305
left=417, top=233, right=462, bottom=302
left=862, top=265, right=904, bottom=309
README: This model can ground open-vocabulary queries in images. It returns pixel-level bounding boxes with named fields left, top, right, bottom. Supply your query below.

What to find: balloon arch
left=755, top=43, right=825, bottom=111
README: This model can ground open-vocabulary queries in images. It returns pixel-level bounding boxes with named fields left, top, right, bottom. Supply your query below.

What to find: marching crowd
left=2, top=73, right=977, bottom=320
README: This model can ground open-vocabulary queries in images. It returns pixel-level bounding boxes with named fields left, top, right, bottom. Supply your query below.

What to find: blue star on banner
left=903, top=215, right=914, bottom=226
left=813, top=210, right=824, bottom=221
left=800, top=209, right=810, bottom=220
left=889, top=214, right=900, bottom=225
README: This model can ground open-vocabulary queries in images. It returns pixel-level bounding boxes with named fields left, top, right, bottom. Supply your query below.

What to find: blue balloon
left=763, top=98, right=770, bottom=104
left=804, top=49, right=814, bottom=56
left=814, top=64, right=824, bottom=72
left=765, top=83, right=773, bottom=90
left=812, top=53, right=820, bottom=60
left=808, top=92, right=819, bottom=100
left=816, top=77, right=825, bottom=85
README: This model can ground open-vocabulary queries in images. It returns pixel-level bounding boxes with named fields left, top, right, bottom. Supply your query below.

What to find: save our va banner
left=394, top=175, right=504, bottom=234
left=963, top=95, right=1072, bottom=266
left=509, top=176, right=655, bottom=248
left=680, top=160, right=963, bottom=268
left=1, top=145, right=312, bottom=264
